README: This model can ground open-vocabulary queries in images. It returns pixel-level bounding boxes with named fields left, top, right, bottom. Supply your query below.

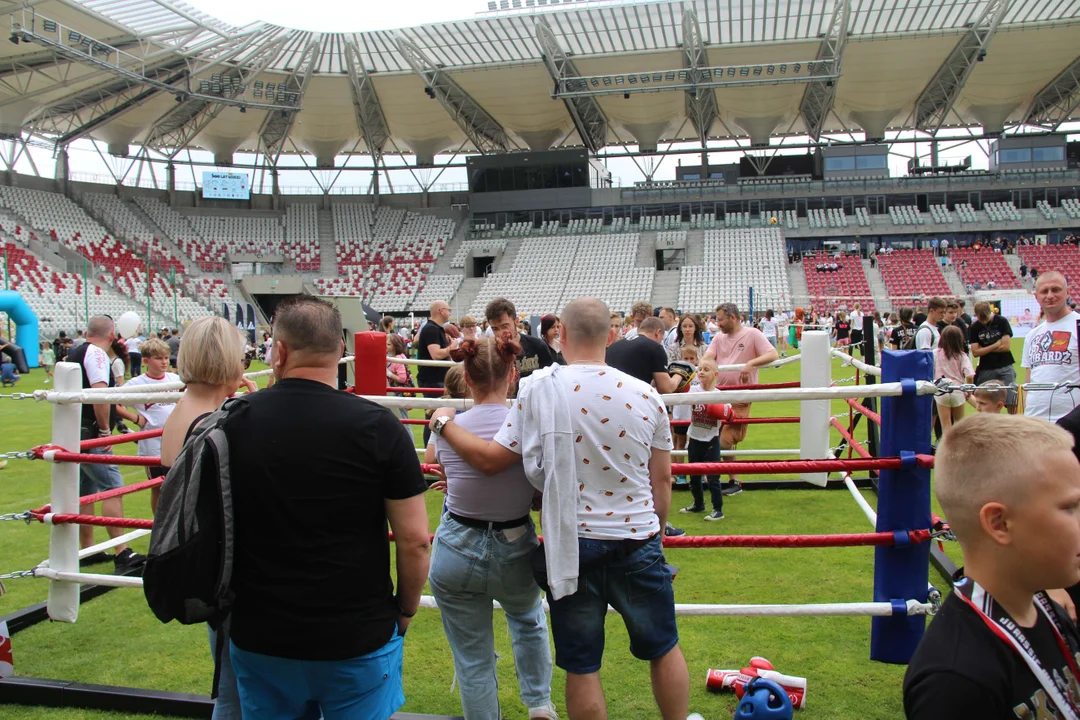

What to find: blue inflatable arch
left=0, top=289, right=40, bottom=369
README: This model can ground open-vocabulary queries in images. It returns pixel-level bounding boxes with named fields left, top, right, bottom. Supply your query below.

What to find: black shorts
left=147, top=466, right=168, bottom=479
left=673, top=424, right=688, bottom=436
left=850, top=330, right=863, bottom=344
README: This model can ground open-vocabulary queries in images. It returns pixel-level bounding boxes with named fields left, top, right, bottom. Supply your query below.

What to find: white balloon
left=117, top=311, right=141, bottom=339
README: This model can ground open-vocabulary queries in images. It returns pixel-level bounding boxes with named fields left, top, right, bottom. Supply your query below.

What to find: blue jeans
left=230, top=629, right=403, bottom=720
left=207, top=625, right=242, bottom=720
left=547, top=535, right=678, bottom=674
left=428, top=513, right=553, bottom=719
left=78, top=446, right=124, bottom=496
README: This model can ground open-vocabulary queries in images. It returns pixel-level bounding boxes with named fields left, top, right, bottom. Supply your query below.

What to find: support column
left=871, top=348, right=933, bottom=663
left=799, top=330, right=831, bottom=487
left=271, top=167, right=280, bottom=212
left=54, top=148, right=69, bottom=196
left=166, top=162, right=176, bottom=206
left=353, top=331, right=387, bottom=397
left=47, top=362, right=82, bottom=622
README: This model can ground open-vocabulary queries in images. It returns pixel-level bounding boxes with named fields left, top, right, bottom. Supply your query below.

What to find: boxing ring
left=0, top=330, right=952, bottom=715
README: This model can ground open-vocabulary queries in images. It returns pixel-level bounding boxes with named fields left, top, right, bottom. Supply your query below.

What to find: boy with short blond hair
left=972, top=380, right=1008, bottom=414
left=904, top=413, right=1080, bottom=719
left=123, top=338, right=180, bottom=513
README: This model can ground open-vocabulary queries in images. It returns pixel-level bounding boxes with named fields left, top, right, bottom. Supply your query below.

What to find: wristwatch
left=430, top=415, right=453, bottom=436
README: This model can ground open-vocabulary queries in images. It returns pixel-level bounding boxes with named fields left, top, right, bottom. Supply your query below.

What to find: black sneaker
left=114, top=548, right=146, bottom=576
left=80, top=551, right=114, bottom=567
left=664, top=523, right=686, bottom=537
left=722, top=482, right=743, bottom=496
left=679, top=505, right=706, bottom=514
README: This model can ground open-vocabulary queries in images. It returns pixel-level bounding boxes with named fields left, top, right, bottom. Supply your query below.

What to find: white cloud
left=181, top=0, right=482, bottom=33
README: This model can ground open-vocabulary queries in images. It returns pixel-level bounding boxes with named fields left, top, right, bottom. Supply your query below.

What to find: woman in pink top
left=933, top=325, right=975, bottom=433
left=386, top=333, right=411, bottom=420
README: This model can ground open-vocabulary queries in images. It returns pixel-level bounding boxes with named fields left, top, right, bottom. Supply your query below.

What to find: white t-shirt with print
left=124, top=372, right=181, bottom=457
left=1022, top=311, right=1080, bottom=422
left=494, top=364, right=672, bottom=541
left=82, top=344, right=111, bottom=386
left=686, top=379, right=721, bottom=442
left=759, top=319, right=778, bottom=339
left=915, top=321, right=940, bottom=350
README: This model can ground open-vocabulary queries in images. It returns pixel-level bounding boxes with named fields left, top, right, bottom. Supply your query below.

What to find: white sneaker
left=687, top=714, right=706, bottom=720
left=529, top=702, right=559, bottom=719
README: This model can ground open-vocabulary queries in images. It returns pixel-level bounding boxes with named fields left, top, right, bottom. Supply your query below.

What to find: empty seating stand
left=875, top=249, right=952, bottom=306
left=679, top=228, right=790, bottom=313
left=1019, top=244, right=1080, bottom=293
left=951, top=247, right=1020, bottom=290
left=802, top=252, right=875, bottom=314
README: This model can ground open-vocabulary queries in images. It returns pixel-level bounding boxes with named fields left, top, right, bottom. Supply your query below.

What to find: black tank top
left=184, top=412, right=212, bottom=443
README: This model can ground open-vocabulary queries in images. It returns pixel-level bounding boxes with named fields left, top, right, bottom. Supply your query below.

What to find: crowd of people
left=31, top=267, right=1080, bottom=720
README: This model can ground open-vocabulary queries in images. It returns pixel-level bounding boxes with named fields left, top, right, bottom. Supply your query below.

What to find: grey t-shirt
left=434, top=404, right=534, bottom=522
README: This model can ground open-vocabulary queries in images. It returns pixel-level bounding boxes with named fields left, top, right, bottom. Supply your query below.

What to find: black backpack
left=143, top=396, right=249, bottom=628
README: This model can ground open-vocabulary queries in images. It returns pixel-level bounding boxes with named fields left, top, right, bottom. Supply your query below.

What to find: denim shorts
left=79, top=446, right=124, bottom=498
left=547, top=535, right=678, bottom=674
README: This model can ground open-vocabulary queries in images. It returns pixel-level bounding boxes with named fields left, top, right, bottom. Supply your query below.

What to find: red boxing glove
left=705, top=403, right=735, bottom=422
left=706, top=660, right=807, bottom=710
left=737, top=665, right=807, bottom=710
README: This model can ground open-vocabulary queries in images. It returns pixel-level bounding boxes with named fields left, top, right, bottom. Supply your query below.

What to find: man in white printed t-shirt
left=122, top=338, right=180, bottom=513
left=1023, top=271, right=1080, bottom=422
left=916, top=298, right=946, bottom=350
left=430, top=297, right=690, bottom=720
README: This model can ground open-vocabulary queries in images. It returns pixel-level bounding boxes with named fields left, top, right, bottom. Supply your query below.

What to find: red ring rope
left=382, top=529, right=933, bottom=548
left=385, top=387, right=446, bottom=395
left=845, top=398, right=882, bottom=426
left=829, top=418, right=874, bottom=460
left=669, top=456, right=933, bottom=475
left=80, top=428, right=164, bottom=450
left=715, top=381, right=801, bottom=391
left=33, top=477, right=165, bottom=515
left=41, top=450, right=161, bottom=467
left=34, top=515, right=932, bottom=547
left=670, top=417, right=800, bottom=427
left=36, top=513, right=153, bottom=529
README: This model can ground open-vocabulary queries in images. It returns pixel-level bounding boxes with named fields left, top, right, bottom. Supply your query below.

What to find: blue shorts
left=79, top=446, right=124, bottom=498
left=229, top=628, right=405, bottom=720
left=547, top=535, right=679, bottom=674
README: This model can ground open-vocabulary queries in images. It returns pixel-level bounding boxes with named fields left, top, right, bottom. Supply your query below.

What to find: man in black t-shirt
left=606, top=317, right=683, bottom=393
left=225, top=296, right=430, bottom=719
left=904, top=414, right=1080, bottom=720
left=889, top=307, right=918, bottom=350
left=937, top=300, right=969, bottom=351
left=969, top=300, right=1017, bottom=413
left=958, top=299, right=973, bottom=326
left=417, top=300, right=456, bottom=388
left=485, top=297, right=554, bottom=382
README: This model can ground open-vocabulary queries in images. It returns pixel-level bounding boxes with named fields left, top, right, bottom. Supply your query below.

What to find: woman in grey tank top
left=428, top=336, right=556, bottom=720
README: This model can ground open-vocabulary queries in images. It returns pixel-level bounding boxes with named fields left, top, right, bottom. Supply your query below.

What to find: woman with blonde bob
left=159, top=316, right=265, bottom=720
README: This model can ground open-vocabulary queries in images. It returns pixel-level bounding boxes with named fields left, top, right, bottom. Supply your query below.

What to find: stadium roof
left=2, top=0, right=1079, bottom=165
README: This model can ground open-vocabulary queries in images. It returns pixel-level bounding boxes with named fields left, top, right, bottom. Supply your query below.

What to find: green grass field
left=0, top=355, right=964, bottom=719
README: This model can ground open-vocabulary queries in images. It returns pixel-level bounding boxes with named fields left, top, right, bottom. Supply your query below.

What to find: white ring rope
left=387, top=353, right=802, bottom=373
left=843, top=474, right=879, bottom=527
left=358, top=381, right=937, bottom=411
left=27, top=568, right=932, bottom=616
left=830, top=350, right=883, bottom=377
